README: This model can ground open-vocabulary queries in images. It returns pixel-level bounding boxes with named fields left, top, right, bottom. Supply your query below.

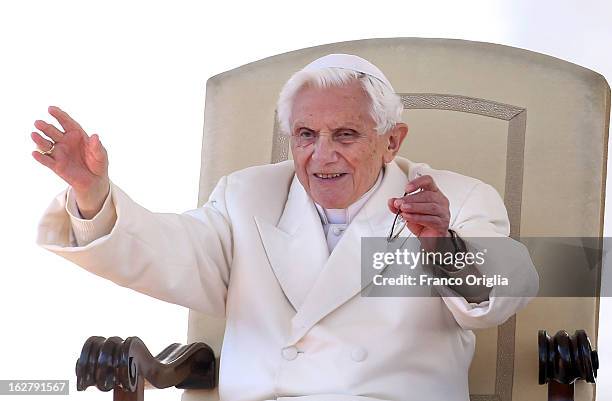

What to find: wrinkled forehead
left=290, top=83, right=375, bottom=132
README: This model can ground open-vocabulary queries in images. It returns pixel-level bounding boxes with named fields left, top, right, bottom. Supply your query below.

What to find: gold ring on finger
left=39, top=143, right=55, bottom=156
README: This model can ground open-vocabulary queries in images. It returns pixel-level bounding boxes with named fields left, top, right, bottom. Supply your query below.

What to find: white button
left=282, top=346, right=298, bottom=361
left=351, top=347, right=368, bottom=362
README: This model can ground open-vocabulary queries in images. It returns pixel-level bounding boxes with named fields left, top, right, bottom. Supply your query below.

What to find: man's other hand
left=31, top=106, right=110, bottom=219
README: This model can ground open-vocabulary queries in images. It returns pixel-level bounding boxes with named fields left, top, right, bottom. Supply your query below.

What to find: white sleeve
left=36, top=177, right=233, bottom=317
left=66, top=184, right=117, bottom=247
left=438, top=182, right=539, bottom=330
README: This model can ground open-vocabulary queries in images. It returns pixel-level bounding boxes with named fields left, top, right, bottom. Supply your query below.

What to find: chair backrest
left=183, top=38, right=610, bottom=401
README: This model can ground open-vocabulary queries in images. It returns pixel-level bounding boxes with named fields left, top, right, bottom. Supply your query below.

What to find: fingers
left=31, top=150, right=57, bottom=170
left=34, top=120, right=64, bottom=142
left=405, top=175, right=439, bottom=193
left=399, top=202, right=445, bottom=216
left=31, top=131, right=54, bottom=152
left=401, top=213, right=447, bottom=231
left=388, top=175, right=450, bottom=237
left=392, top=191, right=443, bottom=207
left=48, top=105, right=83, bottom=132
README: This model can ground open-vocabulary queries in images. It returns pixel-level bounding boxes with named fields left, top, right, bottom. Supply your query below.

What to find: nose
left=312, top=134, right=338, bottom=163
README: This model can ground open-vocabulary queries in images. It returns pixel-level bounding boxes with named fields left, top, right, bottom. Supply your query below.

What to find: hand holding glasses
left=387, top=174, right=451, bottom=247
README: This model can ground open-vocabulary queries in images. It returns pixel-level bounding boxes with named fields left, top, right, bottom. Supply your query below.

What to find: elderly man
left=33, top=54, right=538, bottom=401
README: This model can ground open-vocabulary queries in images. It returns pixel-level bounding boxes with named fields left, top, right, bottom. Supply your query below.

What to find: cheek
left=292, top=148, right=312, bottom=183
left=346, top=149, right=381, bottom=192
left=346, top=143, right=380, bottom=176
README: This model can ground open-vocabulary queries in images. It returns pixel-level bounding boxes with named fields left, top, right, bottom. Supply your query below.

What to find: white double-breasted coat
left=37, top=156, right=538, bottom=401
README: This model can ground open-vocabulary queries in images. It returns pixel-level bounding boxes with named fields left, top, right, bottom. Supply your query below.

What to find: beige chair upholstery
left=183, top=38, right=610, bottom=401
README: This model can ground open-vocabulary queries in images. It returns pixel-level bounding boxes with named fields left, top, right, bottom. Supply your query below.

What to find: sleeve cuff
left=435, top=282, right=492, bottom=307
left=66, top=183, right=117, bottom=246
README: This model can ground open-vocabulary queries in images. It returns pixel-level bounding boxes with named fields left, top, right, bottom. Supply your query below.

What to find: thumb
left=387, top=198, right=400, bottom=214
left=88, top=134, right=108, bottom=162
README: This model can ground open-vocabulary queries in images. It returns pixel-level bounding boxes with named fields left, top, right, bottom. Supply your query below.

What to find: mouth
left=313, top=172, right=348, bottom=181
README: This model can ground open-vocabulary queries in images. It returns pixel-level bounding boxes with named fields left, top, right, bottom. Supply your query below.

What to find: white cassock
left=36, top=156, right=539, bottom=401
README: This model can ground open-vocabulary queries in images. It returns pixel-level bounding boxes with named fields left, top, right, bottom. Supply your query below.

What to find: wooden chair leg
left=113, top=375, right=144, bottom=401
left=548, top=381, right=574, bottom=401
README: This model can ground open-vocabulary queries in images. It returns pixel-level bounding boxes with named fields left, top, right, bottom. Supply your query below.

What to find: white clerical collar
left=314, top=167, right=384, bottom=225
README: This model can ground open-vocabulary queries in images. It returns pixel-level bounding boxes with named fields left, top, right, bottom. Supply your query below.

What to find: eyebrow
left=292, top=123, right=364, bottom=133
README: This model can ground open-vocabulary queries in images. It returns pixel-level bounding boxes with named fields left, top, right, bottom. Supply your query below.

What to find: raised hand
left=31, top=106, right=110, bottom=219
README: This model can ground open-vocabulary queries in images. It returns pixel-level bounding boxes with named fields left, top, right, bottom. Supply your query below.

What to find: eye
left=299, top=130, right=315, bottom=138
left=335, top=130, right=359, bottom=141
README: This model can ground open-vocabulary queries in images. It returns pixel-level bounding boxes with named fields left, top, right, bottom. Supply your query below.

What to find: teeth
left=316, top=173, right=343, bottom=179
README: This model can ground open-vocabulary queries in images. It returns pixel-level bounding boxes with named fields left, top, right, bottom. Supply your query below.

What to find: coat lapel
left=254, top=175, right=330, bottom=311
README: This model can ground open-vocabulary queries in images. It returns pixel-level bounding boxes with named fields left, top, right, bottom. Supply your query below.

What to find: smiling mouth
left=313, top=173, right=347, bottom=180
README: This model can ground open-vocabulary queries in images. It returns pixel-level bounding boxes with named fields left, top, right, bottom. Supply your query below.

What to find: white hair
left=276, top=67, right=404, bottom=136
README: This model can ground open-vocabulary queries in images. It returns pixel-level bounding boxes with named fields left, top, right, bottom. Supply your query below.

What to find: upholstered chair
left=76, top=38, right=610, bottom=401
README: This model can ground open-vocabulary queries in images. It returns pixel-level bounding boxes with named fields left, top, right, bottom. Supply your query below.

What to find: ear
left=383, top=123, right=408, bottom=163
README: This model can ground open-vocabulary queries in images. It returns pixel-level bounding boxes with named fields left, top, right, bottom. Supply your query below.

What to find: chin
left=312, top=193, right=348, bottom=209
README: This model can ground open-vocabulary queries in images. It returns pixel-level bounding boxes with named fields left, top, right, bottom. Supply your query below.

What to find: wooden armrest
left=75, top=336, right=216, bottom=400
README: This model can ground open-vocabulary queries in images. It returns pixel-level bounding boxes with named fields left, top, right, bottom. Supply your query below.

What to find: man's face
left=290, top=80, right=406, bottom=209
